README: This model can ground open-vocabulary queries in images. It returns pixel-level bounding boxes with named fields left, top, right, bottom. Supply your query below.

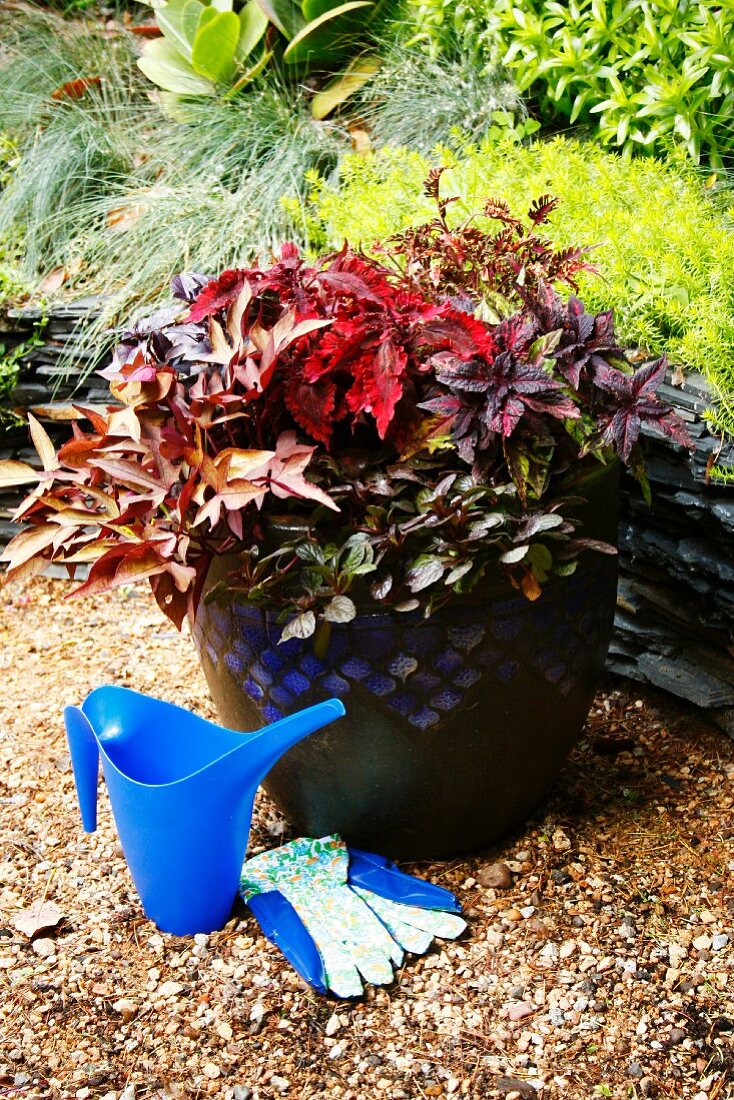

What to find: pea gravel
left=1, top=577, right=733, bottom=1100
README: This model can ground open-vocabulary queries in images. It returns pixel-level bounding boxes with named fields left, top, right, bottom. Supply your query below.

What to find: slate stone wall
left=0, top=299, right=108, bottom=544
left=2, top=302, right=734, bottom=734
left=613, top=373, right=734, bottom=735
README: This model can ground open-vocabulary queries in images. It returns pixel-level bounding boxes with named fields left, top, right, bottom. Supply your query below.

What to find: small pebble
left=157, top=980, right=183, bottom=998
left=31, top=938, right=55, bottom=958
left=478, top=862, right=513, bottom=890
left=113, top=999, right=137, bottom=1021
left=324, top=1013, right=341, bottom=1037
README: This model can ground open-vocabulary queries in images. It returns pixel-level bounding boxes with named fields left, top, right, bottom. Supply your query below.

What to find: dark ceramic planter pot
left=191, top=462, right=619, bottom=859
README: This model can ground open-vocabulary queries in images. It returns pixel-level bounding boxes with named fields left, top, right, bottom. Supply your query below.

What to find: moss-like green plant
left=309, top=135, right=734, bottom=436
left=402, top=0, right=492, bottom=61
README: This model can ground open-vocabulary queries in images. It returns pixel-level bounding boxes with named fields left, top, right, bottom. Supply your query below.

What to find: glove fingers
left=354, top=888, right=467, bottom=945
left=308, top=906, right=396, bottom=994
left=283, top=885, right=401, bottom=996
left=365, top=901, right=434, bottom=955
left=318, top=887, right=404, bottom=977
left=332, top=886, right=404, bottom=961
left=289, top=904, right=366, bottom=999
left=319, top=937, right=366, bottom=999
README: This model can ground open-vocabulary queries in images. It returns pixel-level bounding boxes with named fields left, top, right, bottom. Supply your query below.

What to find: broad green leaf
left=211, top=0, right=234, bottom=9
left=156, top=0, right=203, bottom=57
left=254, top=0, right=305, bottom=39
left=283, top=1, right=373, bottom=67
left=295, top=542, right=325, bottom=564
left=138, top=38, right=215, bottom=95
left=191, top=10, right=240, bottom=83
left=224, top=47, right=273, bottom=96
left=157, top=91, right=208, bottom=120
left=198, top=6, right=219, bottom=31
left=311, top=54, right=380, bottom=119
left=302, top=0, right=348, bottom=19
left=405, top=555, right=444, bottom=592
left=236, top=0, right=269, bottom=62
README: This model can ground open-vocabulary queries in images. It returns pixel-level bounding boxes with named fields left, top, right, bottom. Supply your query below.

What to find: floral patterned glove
left=240, top=835, right=466, bottom=998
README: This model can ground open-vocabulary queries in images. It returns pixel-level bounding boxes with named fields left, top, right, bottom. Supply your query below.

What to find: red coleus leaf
left=314, top=267, right=387, bottom=307
left=418, top=309, right=496, bottom=362
left=359, top=337, right=408, bottom=440
left=188, top=270, right=247, bottom=323
left=284, top=376, right=337, bottom=444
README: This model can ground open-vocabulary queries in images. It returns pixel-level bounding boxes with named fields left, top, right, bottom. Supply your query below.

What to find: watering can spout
left=64, top=705, right=100, bottom=833
left=243, top=698, right=346, bottom=784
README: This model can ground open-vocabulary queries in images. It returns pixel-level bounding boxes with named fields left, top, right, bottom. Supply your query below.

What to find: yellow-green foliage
left=311, top=136, right=734, bottom=436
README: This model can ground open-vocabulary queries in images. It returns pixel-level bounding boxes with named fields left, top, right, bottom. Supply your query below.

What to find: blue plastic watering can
left=64, top=686, right=345, bottom=936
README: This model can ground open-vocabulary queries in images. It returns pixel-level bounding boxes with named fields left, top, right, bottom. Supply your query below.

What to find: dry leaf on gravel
left=12, top=899, right=64, bottom=939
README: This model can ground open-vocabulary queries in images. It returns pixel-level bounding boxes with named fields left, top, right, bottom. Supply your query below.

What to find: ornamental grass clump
left=1, top=174, right=688, bottom=636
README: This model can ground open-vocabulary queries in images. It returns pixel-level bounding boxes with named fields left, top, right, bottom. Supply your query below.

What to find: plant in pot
left=1, top=171, right=689, bottom=858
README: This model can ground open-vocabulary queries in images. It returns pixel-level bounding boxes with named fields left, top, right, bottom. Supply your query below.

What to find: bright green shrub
left=482, top=0, right=734, bottom=165
left=404, top=0, right=492, bottom=60
left=310, top=135, right=734, bottom=435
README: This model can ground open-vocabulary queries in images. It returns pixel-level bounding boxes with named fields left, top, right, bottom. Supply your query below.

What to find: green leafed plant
left=481, top=0, right=734, bottom=166
left=138, top=0, right=396, bottom=117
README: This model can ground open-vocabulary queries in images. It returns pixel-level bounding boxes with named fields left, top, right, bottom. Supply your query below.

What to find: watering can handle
left=64, top=705, right=99, bottom=833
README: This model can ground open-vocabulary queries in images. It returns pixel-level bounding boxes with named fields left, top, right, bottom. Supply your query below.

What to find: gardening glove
left=240, top=835, right=466, bottom=998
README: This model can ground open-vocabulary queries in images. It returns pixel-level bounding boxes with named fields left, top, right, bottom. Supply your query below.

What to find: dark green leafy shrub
left=308, top=135, right=734, bottom=436
left=484, top=0, right=734, bottom=165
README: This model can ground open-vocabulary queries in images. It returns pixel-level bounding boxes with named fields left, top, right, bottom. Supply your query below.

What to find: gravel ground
left=1, top=577, right=733, bottom=1100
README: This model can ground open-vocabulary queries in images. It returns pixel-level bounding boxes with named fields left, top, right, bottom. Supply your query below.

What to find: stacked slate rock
left=612, top=371, right=734, bottom=737
left=0, top=298, right=108, bottom=545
